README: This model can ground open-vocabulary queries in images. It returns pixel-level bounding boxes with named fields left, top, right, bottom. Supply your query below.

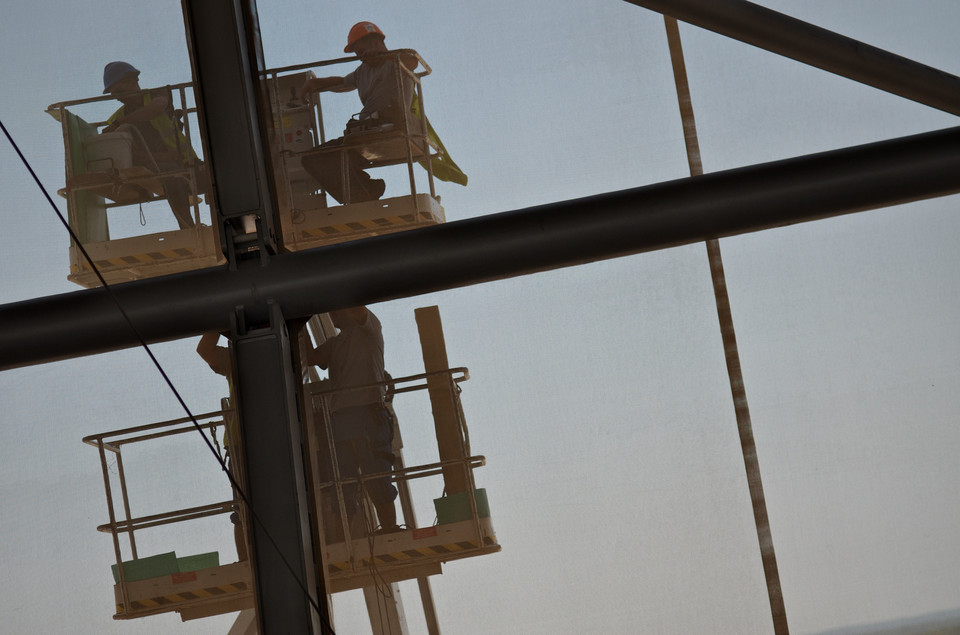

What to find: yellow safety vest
left=410, top=95, right=468, bottom=186
left=108, top=91, right=196, bottom=164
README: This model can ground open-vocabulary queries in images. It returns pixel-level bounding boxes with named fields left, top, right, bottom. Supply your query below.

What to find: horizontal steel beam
left=625, top=0, right=960, bottom=116
left=2, top=125, right=959, bottom=370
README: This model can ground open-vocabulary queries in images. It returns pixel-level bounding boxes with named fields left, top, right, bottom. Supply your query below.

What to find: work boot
left=350, top=178, right=385, bottom=203
left=370, top=178, right=386, bottom=200
left=372, top=524, right=402, bottom=536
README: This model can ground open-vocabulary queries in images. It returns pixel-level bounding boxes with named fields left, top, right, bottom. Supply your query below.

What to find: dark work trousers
left=157, top=160, right=195, bottom=229
left=301, top=139, right=381, bottom=205
left=330, top=405, right=398, bottom=517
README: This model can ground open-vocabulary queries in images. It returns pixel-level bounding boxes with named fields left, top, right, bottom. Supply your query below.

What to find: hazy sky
left=2, top=1, right=959, bottom=634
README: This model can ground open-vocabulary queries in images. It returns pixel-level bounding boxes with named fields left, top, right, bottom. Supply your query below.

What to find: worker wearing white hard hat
left=101, top=61, right=198, bottom=229
left=103, top=61, right=141, bottom=94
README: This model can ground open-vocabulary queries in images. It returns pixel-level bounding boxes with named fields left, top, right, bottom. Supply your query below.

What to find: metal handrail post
left=114, top=451, right=137, bottom=558
left=451, top=380, right=482, bottom=544
left=97, top=438, right=130, bottom=611
left=395, top=55, right=419, bottom=199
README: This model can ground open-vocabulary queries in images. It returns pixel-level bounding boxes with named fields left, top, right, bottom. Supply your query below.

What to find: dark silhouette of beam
left=1, top=125, right=959, bottom=371
left=625, top=0, right=960, bottom=117
left=182, top=1, right=327, bottom=632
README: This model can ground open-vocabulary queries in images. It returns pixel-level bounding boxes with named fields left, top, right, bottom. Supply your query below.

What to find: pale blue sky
left=2, top=1, right=959, bottom=633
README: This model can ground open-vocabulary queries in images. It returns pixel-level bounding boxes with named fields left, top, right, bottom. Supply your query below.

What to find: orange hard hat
left=344, top=21, right=385, bottom=53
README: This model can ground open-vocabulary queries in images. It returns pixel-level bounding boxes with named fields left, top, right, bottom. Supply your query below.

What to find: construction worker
left=196, top=332, right=248, bottom=561
left=307, top=307, right=400, bottom=534
left=298, top=22, right=420, bottom=205
left=101, top=61, right=197, bottom=229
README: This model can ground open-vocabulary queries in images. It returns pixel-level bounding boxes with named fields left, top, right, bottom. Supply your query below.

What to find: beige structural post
left=415, top=306, right=469, bottom=495
left=664, top=16, right=789, bottom=635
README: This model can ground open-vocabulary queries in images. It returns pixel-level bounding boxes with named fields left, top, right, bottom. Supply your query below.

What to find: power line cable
left=0, top=118, right=334, bottom=633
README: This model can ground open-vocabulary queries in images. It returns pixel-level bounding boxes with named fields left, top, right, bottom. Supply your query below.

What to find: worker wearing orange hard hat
left=298, top=21, right=420, bottom=204
left=343, top=21, right=386, bottom=53
left=339, top=22, right=467, bottom=187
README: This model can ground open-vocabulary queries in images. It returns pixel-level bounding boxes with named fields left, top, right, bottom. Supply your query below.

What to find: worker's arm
left=103, top=92, right=171, bottom=132
left=305, top=339, right=332, bottom=370
left=121, top=95, right=170, bottom=122
left=299, top=76, right=353, bottom=101
left=197, top=332, right=231, bottom=377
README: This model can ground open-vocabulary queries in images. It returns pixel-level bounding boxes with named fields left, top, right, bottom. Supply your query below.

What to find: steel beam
left=182, top=0, right=279, bottom=259
left=1, top=125, right=959, bottom=370
left=625, top=0, right=960, bottom=117
left=180, top=1, right=328, bottom=632
left=232, top=305, right=322, bottom=633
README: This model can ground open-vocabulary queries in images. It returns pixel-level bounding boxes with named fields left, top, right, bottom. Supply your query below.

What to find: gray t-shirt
left=343, top=58, right=415, bottom=122
left=318, top=311, right=386, bottom=411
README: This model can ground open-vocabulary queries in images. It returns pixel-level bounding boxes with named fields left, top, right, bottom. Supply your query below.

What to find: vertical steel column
left=180, top=0, right=330, bottom=631
left=181, top=0, right=279, bottom=263
left=232, top=304, right=322, bottom=633
left=664, top=17, right=789, bottom=633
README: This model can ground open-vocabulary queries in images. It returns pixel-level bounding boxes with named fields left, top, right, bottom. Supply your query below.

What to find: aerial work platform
left=83, top=309, right=498, bottom=629
left=266, top=55, right=447, bottom=252
left=46, top=87, right=220, bottom=288
left=67, top=225, right=221, bottom=287
left=324, top=517, right=500, bottom=593
left=103, top=518, right=499, bottom=621
left=49, top=51, right=447, bottom=288
left=281, top=192, right=444, bottom=250
left=111, top=559, right=253, bottom=621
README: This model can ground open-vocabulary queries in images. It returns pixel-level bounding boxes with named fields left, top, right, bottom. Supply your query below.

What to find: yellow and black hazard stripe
left=301, top=212, right=436, bottom=239
left=328, top=536, right=497, bottom=574
left=116, top=580, right=248, bottom=614
left=92, top=247, right=199, bottom=270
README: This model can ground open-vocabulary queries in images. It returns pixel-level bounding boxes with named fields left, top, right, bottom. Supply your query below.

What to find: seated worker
left=298, top=22, right=419, bottom=205
left=306, top=307, right=400, bottom=534
left=101, top=61, right=197, bottom=229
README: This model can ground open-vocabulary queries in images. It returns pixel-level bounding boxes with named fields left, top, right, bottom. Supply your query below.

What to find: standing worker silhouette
left=307, top=306, right=400, bottom=534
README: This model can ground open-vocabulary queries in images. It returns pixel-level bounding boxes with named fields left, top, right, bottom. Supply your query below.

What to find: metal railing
left=82, top=364, right=490, bottom=600
left=81, top=408, right=233, bottom=608
left=306, top=366, right=490, bottom=573
left=265, top=50, right=442, bottom=214
left=47, top=81, right=206, bottom=227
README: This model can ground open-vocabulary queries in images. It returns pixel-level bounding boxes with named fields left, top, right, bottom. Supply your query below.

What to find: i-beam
left=625, top=0, right=960, bottom=116
left=1, top=125, right=958, bottom=370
